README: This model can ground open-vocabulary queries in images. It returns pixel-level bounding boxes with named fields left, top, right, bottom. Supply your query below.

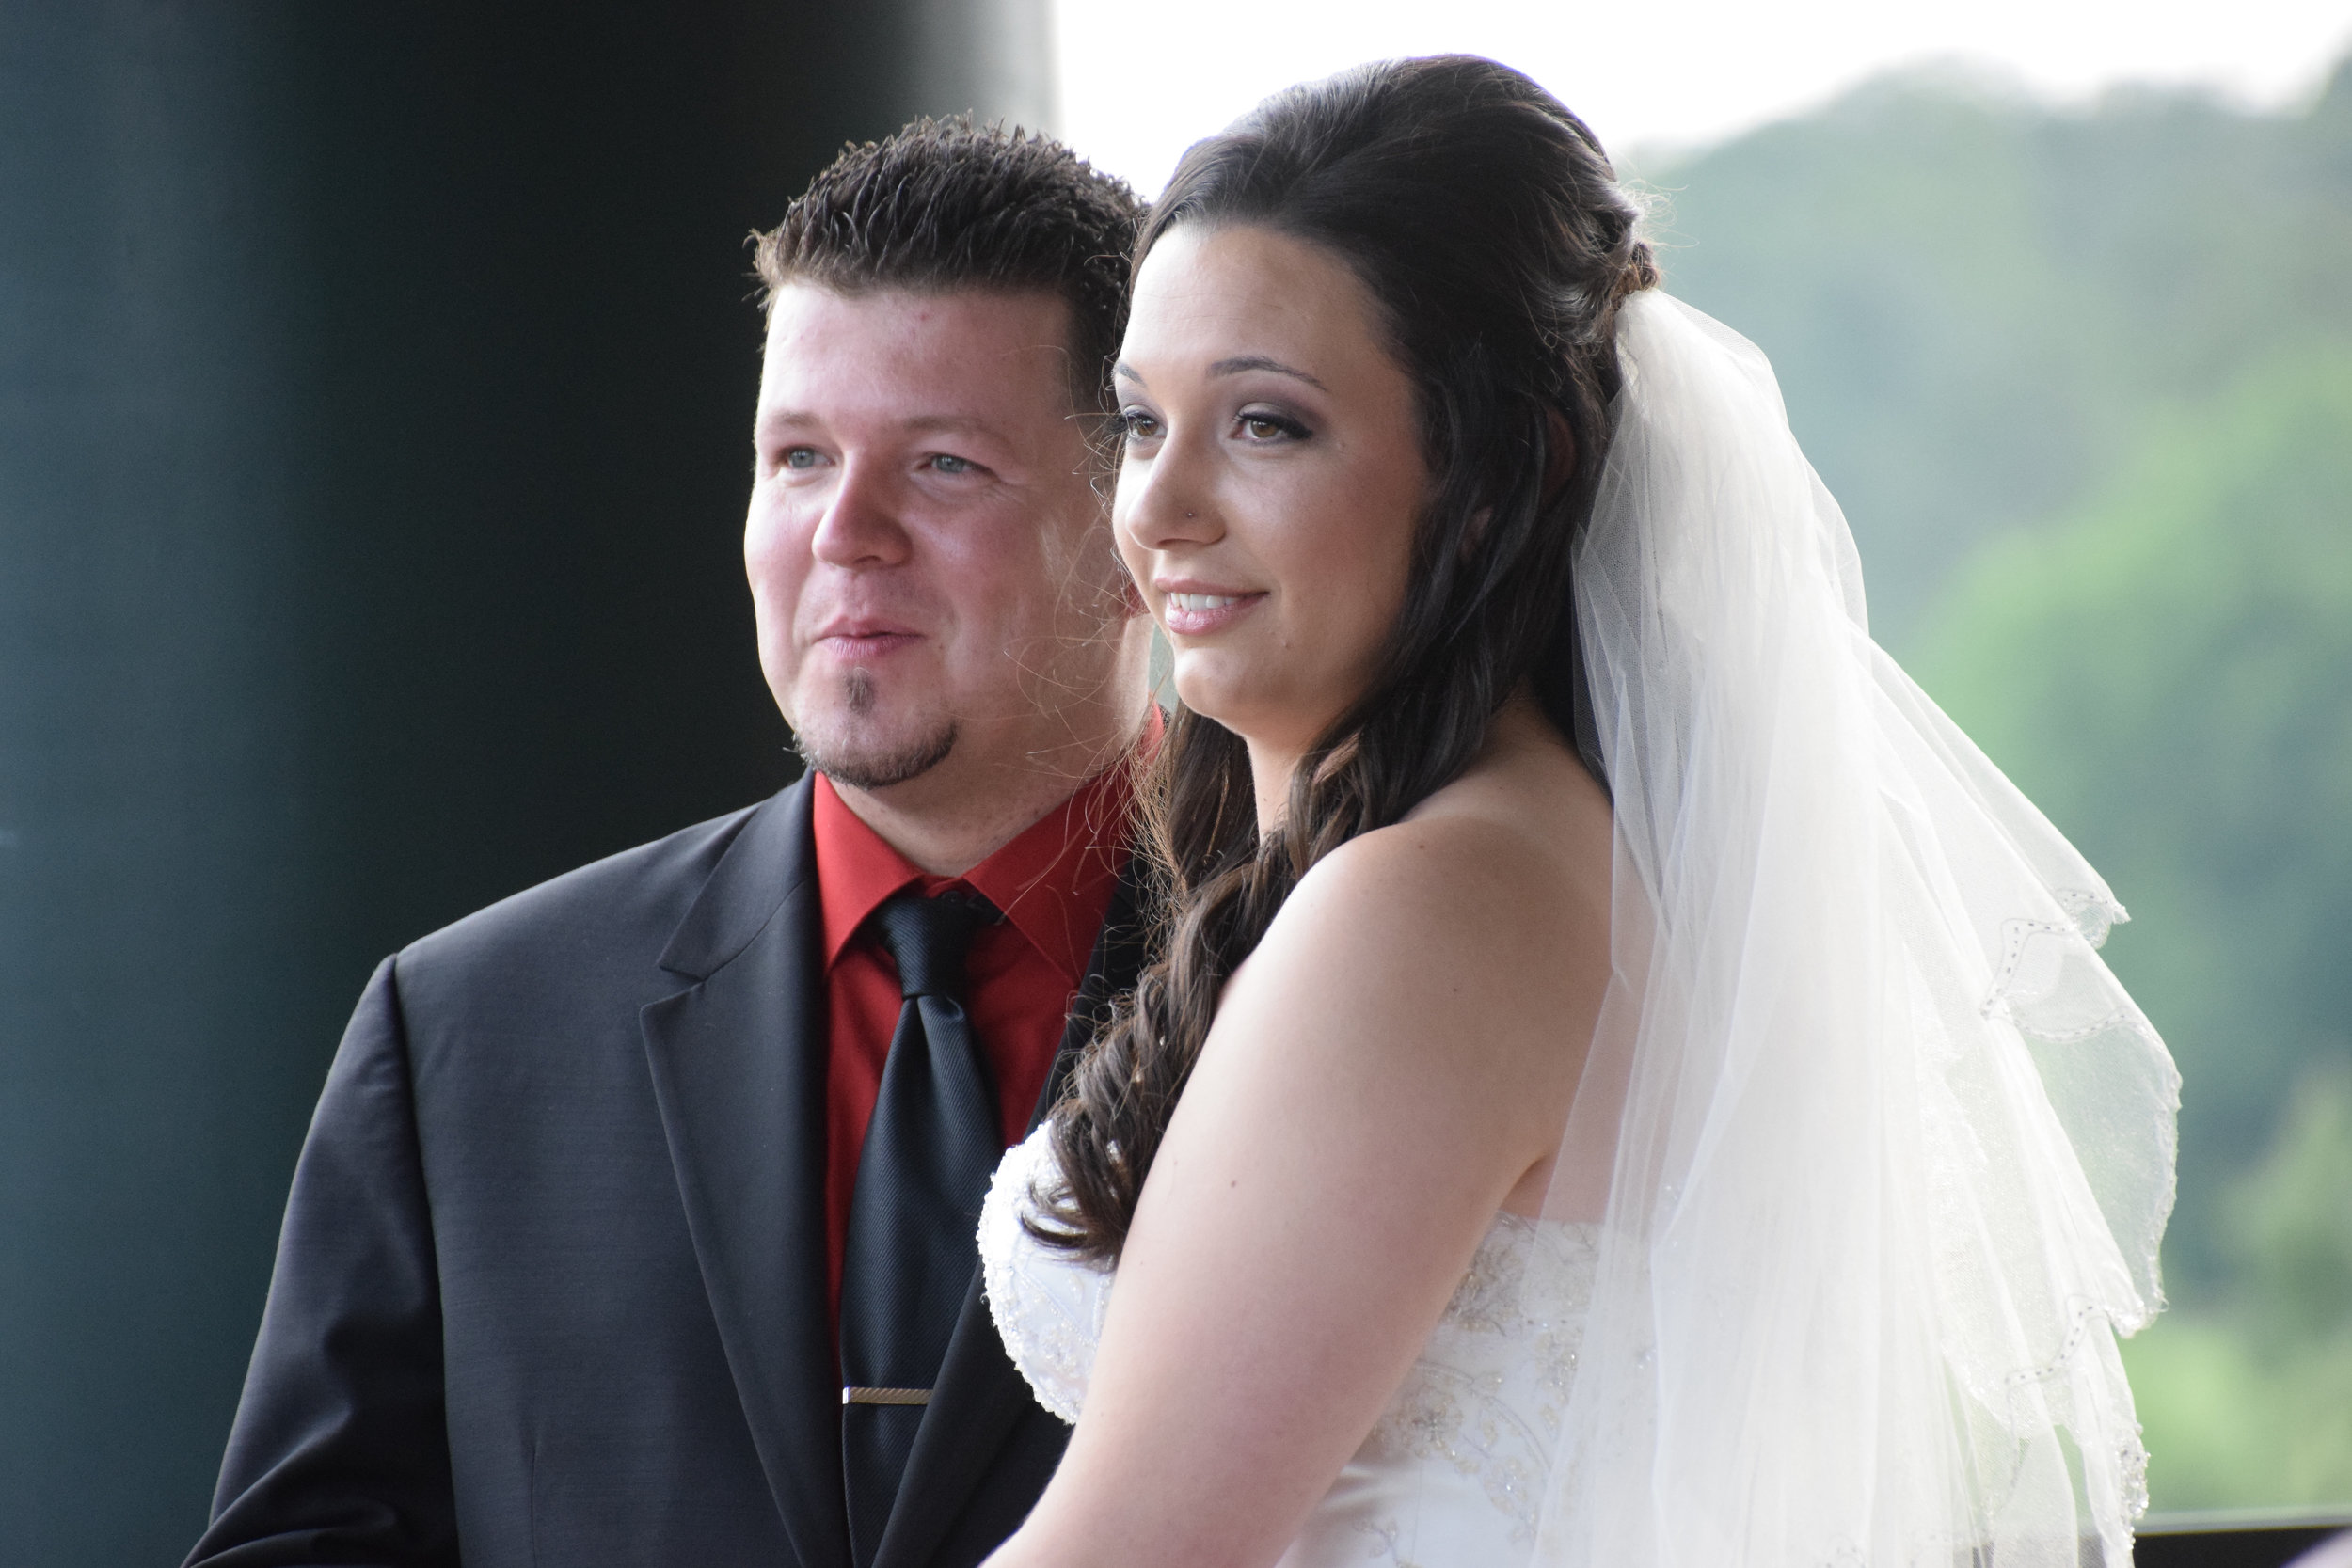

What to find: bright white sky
left=1054, top=0, right=2352, bottom=195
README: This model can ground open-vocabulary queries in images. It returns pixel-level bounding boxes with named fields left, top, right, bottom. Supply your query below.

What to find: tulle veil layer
left=1534, top=293, right=2179, bottom=1568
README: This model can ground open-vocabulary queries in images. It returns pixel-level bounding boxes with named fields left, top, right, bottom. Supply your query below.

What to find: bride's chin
left=1175, top=699, right=1305, bottom=762
left=1176, top=660, right=1347, bottom=740
left=1168, top=670, right=1258, bottom=736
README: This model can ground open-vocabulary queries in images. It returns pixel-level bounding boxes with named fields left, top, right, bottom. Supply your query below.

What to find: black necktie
left=838, top=888, right=1002, bottom=1568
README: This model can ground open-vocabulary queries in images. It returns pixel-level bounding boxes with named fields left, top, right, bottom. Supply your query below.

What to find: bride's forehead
left=1125, top=226, right=1387, bottom=363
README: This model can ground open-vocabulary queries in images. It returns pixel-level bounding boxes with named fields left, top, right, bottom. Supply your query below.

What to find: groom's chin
left=792, top=709, right=960, bottom=794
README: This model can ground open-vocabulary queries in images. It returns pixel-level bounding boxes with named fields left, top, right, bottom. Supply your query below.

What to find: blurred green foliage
left=1637, top=55, right=2352, bottom=645
left=1915, top=347, right=2352, bottom=1291
left=1918, top=344, right=2352, bottom=1512
left=2123, top=1069, right=2352, bottom=1509
left=1642, top=57, right=2352, bottom=1511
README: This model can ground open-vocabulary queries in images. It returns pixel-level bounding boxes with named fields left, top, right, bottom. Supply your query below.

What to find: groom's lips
left=813, top=615, right=923, bottom=661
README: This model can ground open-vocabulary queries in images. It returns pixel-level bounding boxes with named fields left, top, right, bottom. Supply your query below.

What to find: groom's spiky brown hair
left=755, top=118, right=1145, bottom=421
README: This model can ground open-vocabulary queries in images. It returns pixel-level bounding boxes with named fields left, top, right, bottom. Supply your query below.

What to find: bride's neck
left=1245, top=733, right=1304, bottom=840
left=1243, top=690, right=1551, bottom=839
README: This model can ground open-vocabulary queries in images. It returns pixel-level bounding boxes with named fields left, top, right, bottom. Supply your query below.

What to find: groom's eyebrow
left=898, top=413, right=994, bottom=436
left=755, top=410, right=994, bottom=438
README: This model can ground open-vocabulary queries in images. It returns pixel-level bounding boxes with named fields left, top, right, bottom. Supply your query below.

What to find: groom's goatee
left=795, top=679, right=959, bottom=789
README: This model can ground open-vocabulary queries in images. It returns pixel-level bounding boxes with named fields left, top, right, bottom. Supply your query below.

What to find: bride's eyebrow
left=1111, top=356, right=1329, bottom=392
left=1209, top=355, right=1327, bottom=390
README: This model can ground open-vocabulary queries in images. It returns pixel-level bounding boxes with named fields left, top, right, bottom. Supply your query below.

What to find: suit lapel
left=874, top=862, right=1151, bottom=1568
left=641, top=777, right=853, bottom=1568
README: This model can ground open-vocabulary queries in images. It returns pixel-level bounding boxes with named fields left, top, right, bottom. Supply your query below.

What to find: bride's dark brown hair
left=1041, top=55, right=1656, bottom=1260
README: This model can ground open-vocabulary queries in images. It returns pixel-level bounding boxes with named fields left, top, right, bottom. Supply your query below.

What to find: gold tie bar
left=842, top=1386, right=931, bottom=1406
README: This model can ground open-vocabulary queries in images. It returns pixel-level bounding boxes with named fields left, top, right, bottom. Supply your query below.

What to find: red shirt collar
left=811, top=717, right=1156, bottom=985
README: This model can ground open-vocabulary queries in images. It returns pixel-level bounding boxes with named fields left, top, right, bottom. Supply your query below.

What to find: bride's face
left=1113, top=224, right=1428, bottom=760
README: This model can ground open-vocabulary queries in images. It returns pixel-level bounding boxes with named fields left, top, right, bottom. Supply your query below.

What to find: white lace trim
left=978, top=1126, right=1109, bottom=1424
left=981, top=1123, right=1605, bottom=1560
left=1359, top=1215, right=1601, bottom=1549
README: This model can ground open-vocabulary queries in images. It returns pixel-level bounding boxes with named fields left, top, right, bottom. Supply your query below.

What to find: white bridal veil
left=1535, top=293, right=2180, bottom=1567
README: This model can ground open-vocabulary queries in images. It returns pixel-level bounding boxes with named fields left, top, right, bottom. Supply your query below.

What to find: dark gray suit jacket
left=188, top=775, right=1143, bottom=1567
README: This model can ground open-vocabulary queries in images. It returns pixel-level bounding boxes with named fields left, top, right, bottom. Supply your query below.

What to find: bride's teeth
left=1171, top=593, right=1241, bottom=611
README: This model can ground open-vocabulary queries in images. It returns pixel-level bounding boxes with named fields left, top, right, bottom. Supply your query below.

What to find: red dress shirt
left=812, top=757, right=1139, bottom=1323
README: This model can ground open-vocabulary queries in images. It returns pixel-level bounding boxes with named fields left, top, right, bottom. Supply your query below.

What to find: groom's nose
left=810, top=455, right=914, bottom=569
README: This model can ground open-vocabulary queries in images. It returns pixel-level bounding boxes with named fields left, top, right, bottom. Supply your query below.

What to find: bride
left=978, top=56, right=2178, bottom=1568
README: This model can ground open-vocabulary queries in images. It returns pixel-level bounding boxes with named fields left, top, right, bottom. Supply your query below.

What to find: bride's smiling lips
left=1155, top=578, right=1266, bottom=636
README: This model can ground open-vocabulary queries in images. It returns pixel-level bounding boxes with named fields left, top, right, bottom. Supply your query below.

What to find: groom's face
left=746, top=284, right=1134, bottom=808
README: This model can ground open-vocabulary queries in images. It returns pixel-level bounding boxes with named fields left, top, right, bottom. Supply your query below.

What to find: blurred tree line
left=1637, top=55, right=2352, bottom=1511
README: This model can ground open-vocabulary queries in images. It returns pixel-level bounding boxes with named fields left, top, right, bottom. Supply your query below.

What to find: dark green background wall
left=0, top=3, right=1047, bottom=1560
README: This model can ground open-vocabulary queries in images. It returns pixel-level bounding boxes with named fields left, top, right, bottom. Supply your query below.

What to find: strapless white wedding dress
left=978, top=1125, right=1600, bottom=1566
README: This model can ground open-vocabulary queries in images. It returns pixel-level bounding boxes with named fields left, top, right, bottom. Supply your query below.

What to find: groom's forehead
left=756, top=283, right=1080, bottom=420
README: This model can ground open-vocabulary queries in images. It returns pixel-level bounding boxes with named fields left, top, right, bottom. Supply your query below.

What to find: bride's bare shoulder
left=1201, top=706, right=1612, bottom=1180
left=1276, top=705, right=1612, bottom=986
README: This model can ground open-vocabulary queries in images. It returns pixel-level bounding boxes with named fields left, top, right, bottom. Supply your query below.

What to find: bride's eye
left=1236, top=408, right=1310, bottom=443
left=1117, top=407, right=1163, bottom=443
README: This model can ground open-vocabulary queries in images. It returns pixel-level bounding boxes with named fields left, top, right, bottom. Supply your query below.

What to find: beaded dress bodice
left=977, top=1124, right=1600, bottom=1566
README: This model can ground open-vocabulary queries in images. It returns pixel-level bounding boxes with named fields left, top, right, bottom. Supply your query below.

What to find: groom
left=187, top=122, right=1153, bottom=1568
